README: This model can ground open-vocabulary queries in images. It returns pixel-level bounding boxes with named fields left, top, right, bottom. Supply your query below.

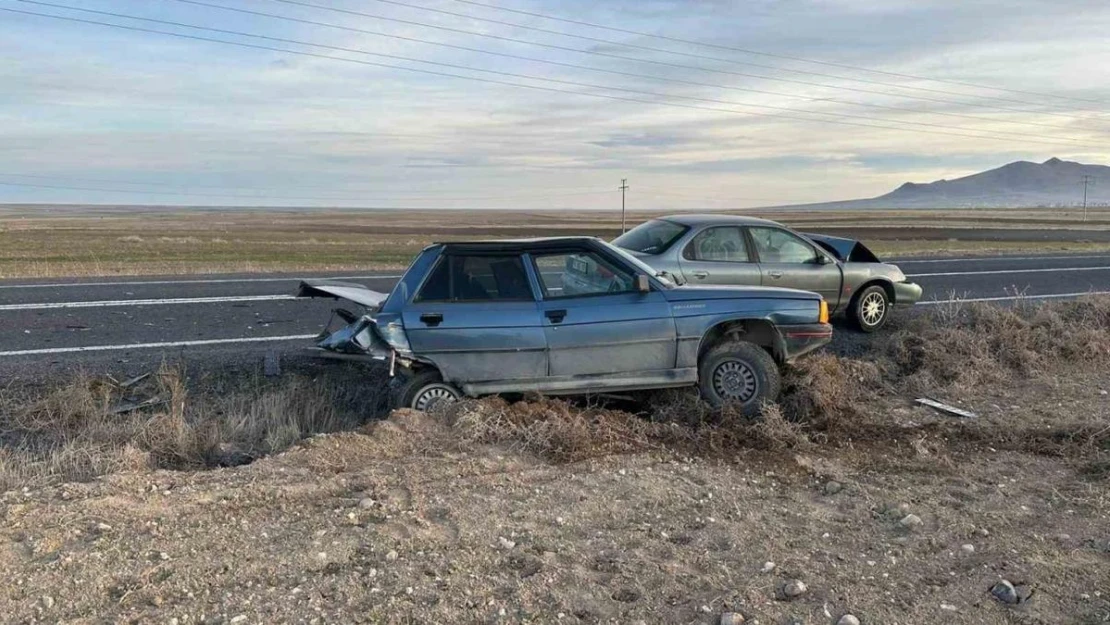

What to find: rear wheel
left=698, top=340, right=781, bottom=415
left=852, top=285, right=890, bottom=333
left=390, top=368, right=462, bottom=411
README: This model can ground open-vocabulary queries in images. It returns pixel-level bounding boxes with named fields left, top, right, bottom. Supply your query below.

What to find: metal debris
left=915, top=397, right=977, bottom=419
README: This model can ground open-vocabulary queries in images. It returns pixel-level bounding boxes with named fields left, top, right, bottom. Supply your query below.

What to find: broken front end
left=295, top=280, right=415, bottom=373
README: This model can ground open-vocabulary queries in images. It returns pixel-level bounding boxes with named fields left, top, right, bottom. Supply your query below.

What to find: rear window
left=612, top=219, right=688, bottom=255
left=416, top=254, right=533, bottom=302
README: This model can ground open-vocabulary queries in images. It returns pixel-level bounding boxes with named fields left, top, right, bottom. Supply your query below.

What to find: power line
left=342, top=0, right=1105, bottom=117
left=251, top=0, right=1102, bottom=124
left=11, top=3, right=1100, bottom=149
left=450, top=0, right=1108, bottom=107
left=163, top=0, right=1079, bottom=134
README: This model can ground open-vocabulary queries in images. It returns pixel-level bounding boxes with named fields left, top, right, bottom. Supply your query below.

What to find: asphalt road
left=3, top=252, right=1110, bottom=381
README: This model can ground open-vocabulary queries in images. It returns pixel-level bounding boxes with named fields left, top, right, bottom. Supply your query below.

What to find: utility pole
left=1082, top=175, right=1095, bottom=222
left=619, top=178, right=629, bottom=233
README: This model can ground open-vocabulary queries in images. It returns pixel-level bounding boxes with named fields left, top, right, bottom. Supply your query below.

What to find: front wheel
left=852, top=285, right=890, bottom=333
left=698, top=340, right=781, bottom=415
left=390, top=368, right=462, bottom=411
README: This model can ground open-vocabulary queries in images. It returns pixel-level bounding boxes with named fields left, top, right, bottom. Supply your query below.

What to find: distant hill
left=780, top=157, right=1110, bottom=209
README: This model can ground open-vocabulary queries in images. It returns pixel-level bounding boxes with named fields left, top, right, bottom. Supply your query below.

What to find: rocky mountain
left=786, top=157, right=1109, bottom=209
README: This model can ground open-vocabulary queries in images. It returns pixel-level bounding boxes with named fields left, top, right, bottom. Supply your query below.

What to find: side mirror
left=818, top=254, right=835, bottom=265
left=636, top=274, right=651, bottom=293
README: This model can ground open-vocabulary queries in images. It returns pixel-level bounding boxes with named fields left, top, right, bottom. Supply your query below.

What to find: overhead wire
left=6, top=3, right=1101, bottom=149
left=449, top=0, right=1107, bottom=107
left=164, top=0, right=1081, bottom=133
left=335, top=0, right=1106, bottom=116
left=245, top=0, right=1104, bottom=124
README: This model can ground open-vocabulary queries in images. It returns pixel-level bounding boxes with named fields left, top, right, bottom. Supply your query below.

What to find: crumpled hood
left=664, top=284, right=821, bottom=302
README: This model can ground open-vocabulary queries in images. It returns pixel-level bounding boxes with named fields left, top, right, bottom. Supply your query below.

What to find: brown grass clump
left=0, top=364, right=387, bottom=490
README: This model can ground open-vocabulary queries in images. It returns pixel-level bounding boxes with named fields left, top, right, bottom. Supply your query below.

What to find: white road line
left=0, top=274, right=401, bottom=290
left=0, top=294, right=298, bottom=311
left=893, top=254, right=1110, bottom=264
left=907, top=265, right=1110, bottom=278
left=0, top=334, right=318, bottom=357
left=918, top=291, right=1110, bottom=305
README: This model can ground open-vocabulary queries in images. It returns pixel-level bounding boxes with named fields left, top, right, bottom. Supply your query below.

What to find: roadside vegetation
left=3, top=207, right=1110, bottom=277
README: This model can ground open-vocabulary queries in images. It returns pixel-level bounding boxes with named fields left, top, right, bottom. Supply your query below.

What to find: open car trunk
left=295, top=280, right=394, bottom=361
left=802, top=233, right=882, bottom=263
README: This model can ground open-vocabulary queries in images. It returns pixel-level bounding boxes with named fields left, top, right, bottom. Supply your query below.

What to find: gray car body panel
left=615, top=215, right=923, bottom=313
left=298, top=236, right=829, bottom=397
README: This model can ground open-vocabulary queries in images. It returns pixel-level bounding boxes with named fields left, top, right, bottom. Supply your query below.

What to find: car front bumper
left=893, top=281, right=923, bottom=306
left=779, top=323, right=834, bottom=362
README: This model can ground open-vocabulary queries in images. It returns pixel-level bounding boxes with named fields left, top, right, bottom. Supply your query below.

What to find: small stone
left=159, top=552, right=170, bottom=561
left=358, top=498, right=376, bottom=509
left=960, top=544, right=975, bottom=554
left=230, top=617, right=247, bottom=625
left=498, top=536, right=516, bottom=550
left=761, top=561, right=776, bottom=574
left=781, top=579, right=807, bottom=599
left=991, top=580, right=1019, bottom=605
left=899, top=513, right=923, bottom=528
left=940, top=603, right=958, bottom=612
left=1100, top=390, right=1107, bottom=396
left=977, top=527, right=990, bottom=537
left=719, top=612, right=745, bottom=625
left=824, top=481, right=843, bottom=495
left=151, top=596, right=164, bottom=607
left=385, top=550, right=399, bottom=562
left=40, top=596, right=54, bottom=609
left=96, top=523, right=112, bottom=531
left=836, top=615, right=860, bottom=625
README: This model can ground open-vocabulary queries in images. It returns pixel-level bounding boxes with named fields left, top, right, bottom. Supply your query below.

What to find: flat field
left=2, top=205, right=1109, bottom=278
left=1, top=300, right=1108, bottom=624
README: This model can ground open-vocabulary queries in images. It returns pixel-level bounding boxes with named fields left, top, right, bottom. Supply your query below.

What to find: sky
left=2, top=0, right=1110, bottom=210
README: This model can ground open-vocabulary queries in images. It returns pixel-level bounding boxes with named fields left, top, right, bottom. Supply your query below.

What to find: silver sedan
left=613, top=214, right=923, bottom=332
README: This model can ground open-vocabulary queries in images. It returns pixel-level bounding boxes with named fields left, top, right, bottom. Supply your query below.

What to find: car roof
left=435, top=236, right=604, bottom=253
left=655, top=214, right=784, bottom=227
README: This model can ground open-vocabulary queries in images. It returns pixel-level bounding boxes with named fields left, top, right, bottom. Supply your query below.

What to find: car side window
left=532, top=250, right=636, bottom=298
left=415, top=254, right=533, bottom=302
left=683, top=226, right=750, bottom=262
left=748, top=227, right=819, bottom=264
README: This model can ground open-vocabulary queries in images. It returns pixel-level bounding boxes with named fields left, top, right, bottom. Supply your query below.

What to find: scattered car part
left=915, top=397, right=977, bottom=419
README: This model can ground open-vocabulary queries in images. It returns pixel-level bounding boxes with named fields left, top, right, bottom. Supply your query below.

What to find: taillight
left=819, top=300, right=829, bottom=324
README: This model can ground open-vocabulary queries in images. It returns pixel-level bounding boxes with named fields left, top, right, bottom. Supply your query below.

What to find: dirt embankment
left=1, top=300, right=1109, bottom=624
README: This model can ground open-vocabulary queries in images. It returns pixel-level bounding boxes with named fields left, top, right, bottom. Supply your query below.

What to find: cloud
left=1, top=0, right=1109, bottom=208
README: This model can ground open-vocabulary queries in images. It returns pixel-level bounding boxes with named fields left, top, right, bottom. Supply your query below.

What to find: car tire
left=852, top=284, right=890, bottom=333
left=698, top=340, right=781, bottom=415
left=390, top=368, right=462, bottom=412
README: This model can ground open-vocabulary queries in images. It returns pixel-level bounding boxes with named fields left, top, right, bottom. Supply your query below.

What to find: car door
left=402, top=252, right=547, bottom=383
left=530, top=247, right=677, bottom=378
left=676, top=225, right=762, bottom=286
left=747, top=226, right=842, bottom=303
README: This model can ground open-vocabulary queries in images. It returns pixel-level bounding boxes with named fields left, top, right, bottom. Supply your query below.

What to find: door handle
left=545, top=309, right=567, bottom=323
left=768, top=271, right=783, bottom=279
left=419, top=312, right=444, bottom=326
left=691, top=271, right=709, bottom=279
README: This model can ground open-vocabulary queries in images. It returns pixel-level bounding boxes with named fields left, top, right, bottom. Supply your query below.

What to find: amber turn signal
left=819, top=299, right=829, bottom=324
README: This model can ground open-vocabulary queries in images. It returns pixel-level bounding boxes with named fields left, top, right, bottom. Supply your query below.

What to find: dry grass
left=3, top=206, right=1110, bottom=278
left=0, top=364, right=388, bottom=490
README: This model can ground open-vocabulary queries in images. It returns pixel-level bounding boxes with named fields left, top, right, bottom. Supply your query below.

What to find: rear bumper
left=893, top=281, right=923, bottom=306
left=779, top=323, right=834, bottom=361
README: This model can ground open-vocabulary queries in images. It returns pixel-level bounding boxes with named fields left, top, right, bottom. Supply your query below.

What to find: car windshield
left=612, top=219, right=688, bottom=255
left=604, top=242, right=677, bottom=288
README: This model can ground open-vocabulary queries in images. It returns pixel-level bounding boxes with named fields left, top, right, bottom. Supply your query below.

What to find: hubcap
left=712, top=359, right=758, bottom=403
left=412, top=384, right=459, bottom=411
left=861, top=291, right=886, bottom=326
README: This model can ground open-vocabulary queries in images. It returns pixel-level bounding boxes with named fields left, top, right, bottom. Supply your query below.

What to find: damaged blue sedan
left=298, top=237, right=832, bottom=415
